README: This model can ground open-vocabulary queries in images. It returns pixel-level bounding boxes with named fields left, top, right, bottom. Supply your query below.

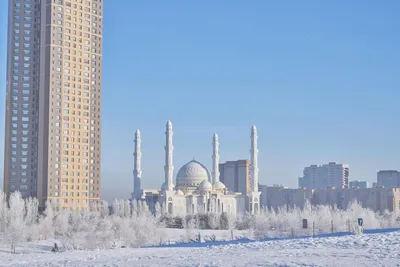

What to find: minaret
left=250, top=125, right=259, bottom=192
left=164, top=120, right=174, bottom=191
left=212, top=133, right=220, bottom=185
left=133, top=130, right=142, bottom=198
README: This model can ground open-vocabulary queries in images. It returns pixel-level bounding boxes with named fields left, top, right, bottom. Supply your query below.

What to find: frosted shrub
left=250, top=199, right=400, bottom=240
left=7, top=192, right=26, bottom=253
left=133, top=206, right=158, bottom=247
left=183, top=215, right=199, bottom=242
left=0, top=191, right=7, bottom=239
left=207, top=212, right=220, bottom=230
left=38, top=200, right=56, bottom=240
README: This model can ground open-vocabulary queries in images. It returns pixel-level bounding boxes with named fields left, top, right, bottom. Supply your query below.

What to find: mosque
left=131, top=121, right=261, bottom=216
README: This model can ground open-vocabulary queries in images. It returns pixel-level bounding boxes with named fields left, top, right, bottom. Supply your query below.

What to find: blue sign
left=358, top=218, right=363, bottom=227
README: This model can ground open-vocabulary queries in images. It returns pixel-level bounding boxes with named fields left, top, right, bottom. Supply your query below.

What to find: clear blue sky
left=0, top=1, right=399, bottom=202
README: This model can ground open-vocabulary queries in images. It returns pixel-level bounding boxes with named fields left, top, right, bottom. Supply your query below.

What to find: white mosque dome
left=213, top=181, right=226, bottom=190
left=176, top=160, right=211, bottom=192
left=198, top=180, right=213, bottom=191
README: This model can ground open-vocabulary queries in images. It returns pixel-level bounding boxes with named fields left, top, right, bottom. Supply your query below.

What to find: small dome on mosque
left=175, top=189, right=184, bottom=195
left=213, top=181, right=226, bottom=190
left=198, top=180, right=213, bottom=191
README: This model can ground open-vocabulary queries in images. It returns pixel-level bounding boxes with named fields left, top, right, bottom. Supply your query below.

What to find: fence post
left=347, top=219, right=350, bottom=232
left=331, top=220, right=334, bottom=234
left=291, top=228, right=294, bottom=238
left=231, top=229, right=234, bottom=240
left=312, top=221, right=315, bottom=237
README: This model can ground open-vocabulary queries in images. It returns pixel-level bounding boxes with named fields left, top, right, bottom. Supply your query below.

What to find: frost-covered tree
left=0, top=191, right=7, bottom=237
left=99, top=200, right=110, bottom=218
left=24, top=197, right=39, bottom=242
left=183, top=215, right=199, bottom=242
left=6, top=192, right=25, bottom=253
left=133, top=201, right=159, bottom=246
left=207, top=212, right=220, bottom=230
left=38, top=200, right=56, bottom=240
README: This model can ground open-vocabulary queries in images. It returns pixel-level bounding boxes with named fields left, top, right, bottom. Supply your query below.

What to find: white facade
left=299, top=162, right=349, bottom=190
left=132, top=121, right=261, bottom=216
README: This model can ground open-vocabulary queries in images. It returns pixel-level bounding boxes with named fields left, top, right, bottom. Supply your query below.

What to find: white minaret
left=212, top=133, right=220, bottom=184
left=250, top=125, right=259, bottom=192
left=164, top=120, right=174, bottom=191
left=133, top=130, right=142, bottom=198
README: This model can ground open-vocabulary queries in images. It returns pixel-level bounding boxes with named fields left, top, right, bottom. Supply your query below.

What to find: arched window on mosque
left=168, top=202, right=172, bottom=214
left=254, top=203, right=259, bottom=213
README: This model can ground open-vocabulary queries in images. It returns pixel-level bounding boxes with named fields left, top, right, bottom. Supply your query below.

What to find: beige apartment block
left=4, top=0, right=103, bottom=209
left=219, top=160, right=251, bottom=196
left=266, top=187, right=400, bottom=213
left=265, top=187, right=314, bottom=210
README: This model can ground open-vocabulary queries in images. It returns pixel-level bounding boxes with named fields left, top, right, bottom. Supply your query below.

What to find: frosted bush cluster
left=0, top=191, right=399, bottom=253
left=0, top=191, right=163, bottom=252
left=252, top=201, right=400, bottom=239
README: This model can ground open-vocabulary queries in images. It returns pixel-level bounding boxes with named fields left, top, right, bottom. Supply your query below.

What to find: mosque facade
left=131, top=121, right=261, bottom=216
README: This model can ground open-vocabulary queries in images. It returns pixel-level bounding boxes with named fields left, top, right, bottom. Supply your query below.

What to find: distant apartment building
left=259, top=184, right=268, bottom=209
left=377, top=170, right=400, bottom=189
left=219, top=160, right=251, bottom=196
left=298, top=162, right=349, bottom=190
left=265, top=186, right=400, bottom=213
left=349, top=180, right=369, bottom=189
left=265, top=186, right=313, bottom=211
left=259, top=184, right=288, bottom=209
left=314, top=187, right=400, bottom=213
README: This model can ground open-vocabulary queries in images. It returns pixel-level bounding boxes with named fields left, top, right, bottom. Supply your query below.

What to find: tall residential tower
left=4, top=0, right=103, bottom=208
left=298, top=162, right=349, bottom=190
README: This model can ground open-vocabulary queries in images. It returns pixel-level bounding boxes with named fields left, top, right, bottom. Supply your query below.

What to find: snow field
left=0, top=230, right=399, bottom=267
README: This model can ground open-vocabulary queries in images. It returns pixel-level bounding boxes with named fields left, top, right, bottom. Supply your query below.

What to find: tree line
left=0, top=191, right=399, bottom=253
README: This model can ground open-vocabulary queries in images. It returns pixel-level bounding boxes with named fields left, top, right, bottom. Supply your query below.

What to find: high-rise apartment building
left=377, top=170, right=400, bottom=189
left=4, top=0, right=41, bottom=199
left=219, top=160, right=251, bottom=196
left=4, top=0, right=103, bottom=208
left=298, top=162, right=349, bottom=190
left=349, top=180, right=369, bottom=189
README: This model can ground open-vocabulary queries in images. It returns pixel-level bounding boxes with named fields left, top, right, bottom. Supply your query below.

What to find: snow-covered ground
left=1, top=230, right=399, bottom=267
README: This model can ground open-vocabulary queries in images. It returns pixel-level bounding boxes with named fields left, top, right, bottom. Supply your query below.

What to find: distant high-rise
left=298, top=162, right=349, bottom=190
left=349, top=180, right=369, bottom=189
left=219, top=160, right=251, bottom=195
left=4, top=0, right=103, bottom=208
left=377, top=170, right=400, bottom=189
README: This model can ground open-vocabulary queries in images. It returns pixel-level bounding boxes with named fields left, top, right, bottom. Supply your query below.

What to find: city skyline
left=1, top=1, right=399, bottom=202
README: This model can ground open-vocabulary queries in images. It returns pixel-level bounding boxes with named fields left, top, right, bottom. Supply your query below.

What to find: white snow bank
left=1, top=231, right=399, bottom=266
